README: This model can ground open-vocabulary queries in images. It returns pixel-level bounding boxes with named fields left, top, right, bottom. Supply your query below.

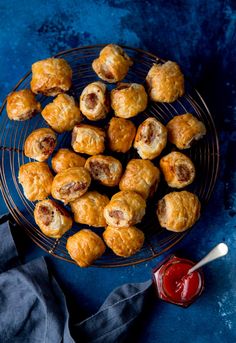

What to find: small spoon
left=188, top=243, right=229, bottom=274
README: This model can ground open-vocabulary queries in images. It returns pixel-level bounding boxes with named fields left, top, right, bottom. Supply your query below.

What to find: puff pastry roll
left=111, top=83, right=148, bottom=118
left=66, top=229, right=106, bottom=267
left=24, top=128, right=57, bottom=162
left=92, top=44, right=133, bottom=83
left=51, top=167, right=91, bottom=204
left=104, top=191, right=146, bottom=227
left=119, top=159, right=160, bottom=200
left=157, top=191, right=201, bottom=232
left=70, top=191, right=109, bottom=227
left=34, top=199, right=72, bottom=238
left=85, top=155, right=122, bottom=187
left=160, top=152, right=195, bottom=188
left=80, top=81, right=109, bottom=121
left=42, top=94, right=82, bottom=133
left=107, top=117, right=136, bottom=153
left=51, top=149, right=86, bottom=173
left=18, top=162, right=53, bottom=201
left=31, top=58, right=72, bottom=96
left=167, top=113, right=206, bottom=149
left=134, top=117, right=167, bottom=159
left=7, top=89, right=41, bottom=121
left=146, top=61, right=184, bottom=103
left=71, top=124, right=105, bottom=155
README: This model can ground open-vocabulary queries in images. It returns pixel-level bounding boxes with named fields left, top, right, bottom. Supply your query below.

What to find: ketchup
left=153, top=256, right=204, bottom=307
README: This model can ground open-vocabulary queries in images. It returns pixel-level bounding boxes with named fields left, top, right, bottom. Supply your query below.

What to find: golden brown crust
left=66, top=229, right=106, bottom=267
left=160, top=151, right=195, bottom=188
left=34, top=199, right=72, bottom=238
left=111, top=83, right=148, bottom=118
left=146, top=61, right=184, bottom=102
left=30, top=58, right=72, bottom=96
left=107, top=117, right=136, bottom=153
left=71, top=124, right=105, bottom=155
left=51, top=167, right=91, bottom=204
left=119, top=159, right=160, bottom=199
left=104, top=191, right=146, bottom=227
left=157, top=191, right=201, bottom=232
left=134, top=117, right=167, bottom=159
left=80, top=81, right=109, bottom=121
left=92, top=44, right=133, bottom=83
left=41, top=94, right=82, bottom=133
left=51, top=149, right=86, bottom=173
left=85, top=155, right=122, bottom=187
left=167, top=113, right=206, bottom=149
left=103, top=226, right=144, bottom=257
left=24, top=128, right=57, bottom=162
left=70, top=191, right=109, bottom=227
left=6, top=89, right=41, bottom=121
left=18, top=162, right=54, bottom=201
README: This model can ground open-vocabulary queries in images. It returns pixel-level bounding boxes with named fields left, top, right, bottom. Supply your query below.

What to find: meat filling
left=38, top=205, right=53, bottom=226
left=141, top=123, right=156, bottom=144
left=158, top=199, right=166, bottom=218
left=60, top=181, right=87, bottom=195
left=89, top=161, right=111, bottom=179
left=109, top=210, right=124, bottom=225
left=176, top=164, right=191, bottom=182
left=40, top=136, right=55, bottom=155
left=101, top=66, right=114, bottom=80
left=85, top=93, right=98, bottom=110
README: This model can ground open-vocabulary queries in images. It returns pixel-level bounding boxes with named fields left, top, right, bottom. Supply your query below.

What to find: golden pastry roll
left=157, top=191, right=201, bottom=232
left=107, top=117, right=136, bottom=153
left=51, top=167, right=91, bottom=204
left=42, top=94, right=82, bottom=133
left=71, top=124, right=105, bottom=155
left=66, top=229, right=106, bottom=267
left=51, top=149, right=86, bottom=173
left=160, top=151, right=195, bottom=188
left=30, top=57, right=72, bottom=96
left=85, top=155, right=122, bottom=187
left=34, top=199, right=72, bottom=238
left=70, top=191, right=109, bottom=227
left=7, top=89, right=41, bottom=121
left=92, top=44, right=133, bottom=83
left=18, top=162, right=54, bottom=201
left=119, top=159, right=160, bottom=199
left=111, top=83, right=148, bottom=118
left=103, top=226, right=145, bottom=257
left=134, top=117, right=167, bottom=160
left=166, top=113, right=206, bottom=149
left=146, top=61, right=184, bottom=102
left=104, top=190, right=146, bottom=227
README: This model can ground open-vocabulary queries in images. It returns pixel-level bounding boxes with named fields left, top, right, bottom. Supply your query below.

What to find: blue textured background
left=0, top=1, right=236, bottom=342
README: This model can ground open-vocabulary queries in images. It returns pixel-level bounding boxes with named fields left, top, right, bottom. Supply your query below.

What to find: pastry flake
left=107, top=117, right=136, bottom=153
left=71, top=124, right=105, bottom=155
left=51, top=149, right=86, bottom=173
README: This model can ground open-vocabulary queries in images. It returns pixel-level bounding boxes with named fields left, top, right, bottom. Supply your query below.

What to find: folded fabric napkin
left=0, top=215, right=153, bottom=343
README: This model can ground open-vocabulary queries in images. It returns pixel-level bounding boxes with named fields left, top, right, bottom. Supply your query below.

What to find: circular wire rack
left=0, top=45, right=219, bottom=267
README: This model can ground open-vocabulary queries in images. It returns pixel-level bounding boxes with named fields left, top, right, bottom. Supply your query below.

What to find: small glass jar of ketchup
left=153, top=255, right=204, bottom=307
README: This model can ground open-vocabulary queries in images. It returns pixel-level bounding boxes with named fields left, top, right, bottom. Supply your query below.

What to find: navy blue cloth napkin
left=0, top=216, right=153, bottom=343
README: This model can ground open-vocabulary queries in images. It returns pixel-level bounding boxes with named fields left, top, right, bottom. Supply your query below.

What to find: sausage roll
left=51, top=149, right=86, bottom=173
left=92, top=44, right=133, bottom=83
left=24, top=128, right=57, bottom=162
left=104, top=191, right=146, bottom=227
left=51, top=167, right=91, bottom=204
left=134, top=117, right=167, bottom=159
left=30, top=58, right=72, bottom=96
left=34, top=199, right=72, bottom=238
left=66, top=229, right=106, bottom=267
left=160, top=152, right=195, bottom=188
left=70, top=191, right=109, bottom=227
left=18, top=162, right=54, bottom=201
left=71, top=124, right=105, bottom=155
left=6, top=89, right=41, bottom=121
left=85, top=155, right=122, bottom=187
left=80, top=81, right=109, bottom=121
left=42, top=94, right=82, bottom=133
left=167, top=113, right=207, bottom=149
left=103, top=226, right=144, bottom=257
left=157, top=191, right=201, bottom=232
left=119, top=159, right=160, bottom=199
left=111, top=83, right=148, bottom=118
left=146, top=61, right=184, bottom=103
left=107, top=117, right=136, bottom=153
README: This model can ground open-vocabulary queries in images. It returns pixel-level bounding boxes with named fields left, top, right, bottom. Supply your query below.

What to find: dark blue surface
left=0, top=1, right=236, bottom=342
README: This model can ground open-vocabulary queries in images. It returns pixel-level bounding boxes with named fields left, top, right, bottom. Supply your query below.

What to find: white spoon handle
left=188, top=243, right=228, bottom=274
